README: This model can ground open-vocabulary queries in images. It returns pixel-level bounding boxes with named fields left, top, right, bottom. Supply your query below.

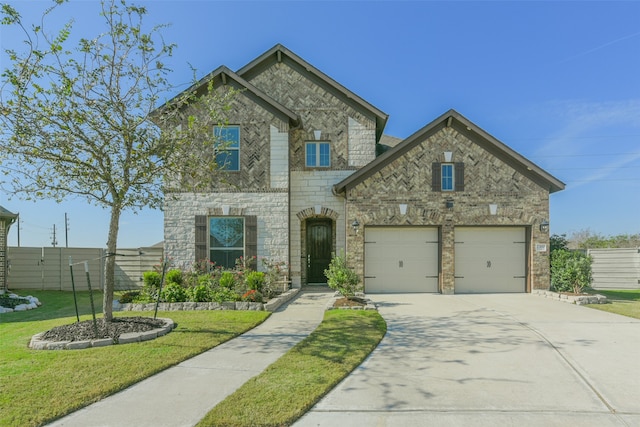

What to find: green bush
left=117, top=291, right=140, bottom=304
left=187, top=284, right=212, bottom=302
left=245, top=271, right=265, bottom=292
left=550, top=249, right=593, bottom=294
left=212, top=287, right=240, bottom=303
left=324, top=251, right=361, bottom=298
left=143, top=271, right=162, bottom=288
left=219, top=271, right=236, bottom=289
left=241, top=289, right=263, bottom=303
left=165, top=269, right=183, bottom=285
left=161, top=282, right=187, bottom=303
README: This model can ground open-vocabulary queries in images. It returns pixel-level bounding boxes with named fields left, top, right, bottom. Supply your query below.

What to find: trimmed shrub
left=324, top=251, right=361, bottom=298
left=143, top=271, right=161, bottom=288
left=165, top=269, right=183, bottom=285
left=551, top=249, right=593, bottom=294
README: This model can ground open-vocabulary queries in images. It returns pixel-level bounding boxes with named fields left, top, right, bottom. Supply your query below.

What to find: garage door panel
left=365, top=227, right=439, bottom=293
left=455, top=228, right=526, bottom=293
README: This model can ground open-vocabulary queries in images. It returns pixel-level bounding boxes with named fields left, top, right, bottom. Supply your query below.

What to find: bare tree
left=0, top=0, right=236, bottom=320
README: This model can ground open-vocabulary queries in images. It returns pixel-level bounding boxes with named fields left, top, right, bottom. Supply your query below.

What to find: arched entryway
left=306, top=218, right=333, bottom=284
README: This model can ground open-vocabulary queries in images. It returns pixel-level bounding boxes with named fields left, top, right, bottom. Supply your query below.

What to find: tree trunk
left=102, top=205, right=122, bottom=322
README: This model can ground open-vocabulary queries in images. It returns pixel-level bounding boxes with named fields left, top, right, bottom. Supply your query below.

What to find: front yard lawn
left=198, top=309, right=386, bottom=427
left=0, top=290, right=269, bottom=427
left=587, top=289, right=640, bottom=319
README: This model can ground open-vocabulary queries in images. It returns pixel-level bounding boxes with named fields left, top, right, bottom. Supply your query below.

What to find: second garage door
left=454, top=227, right=527, bottom=293
left=365, top=227, right=439, bottom=293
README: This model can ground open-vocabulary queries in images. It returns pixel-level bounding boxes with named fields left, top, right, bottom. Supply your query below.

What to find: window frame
left=305, top=141, right=331, bottom=168
left=441, top=163, right=455, bottom=192
left=214, top=125, right=240, bottom=172
left=208, top=216, right=245, bottom=269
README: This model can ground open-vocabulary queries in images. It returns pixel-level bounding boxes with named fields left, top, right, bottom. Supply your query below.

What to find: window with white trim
left=441, top=163, right=454, bottom=191
left=214, top=125, right=240, bottom=171
left=305, top=142, right=330, bottom=167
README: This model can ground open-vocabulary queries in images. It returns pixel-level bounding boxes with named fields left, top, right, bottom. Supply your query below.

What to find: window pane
left=209, top=249, right=243, bottom=270
left=209, top=217, right=244, bottom=248
left=215, top=126, right=240, bottom=147
left=216, top=151, right=239, bottom=171
left=441, top=164, right=454, bottom=191
left=306, top=142, right=317, bottom=167
left=319, top=143, right=330, bottom=167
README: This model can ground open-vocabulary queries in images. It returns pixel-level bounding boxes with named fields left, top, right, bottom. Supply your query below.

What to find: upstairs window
left=432, top=162, right=465, bottom=192
left=214, top=125, right=240, bottom=171
left=441, top=163, right=454, bottom=191
left=306, top=142, right=330, bottom=167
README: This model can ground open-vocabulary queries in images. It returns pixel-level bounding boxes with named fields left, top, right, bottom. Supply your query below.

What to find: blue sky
left=1, top=0, right=639, bottom=248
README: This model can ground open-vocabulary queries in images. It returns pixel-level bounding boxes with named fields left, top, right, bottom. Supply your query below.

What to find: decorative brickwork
left=344, top=126, right=552, bottom=293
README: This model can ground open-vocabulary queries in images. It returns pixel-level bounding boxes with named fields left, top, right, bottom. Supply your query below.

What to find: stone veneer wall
left=345, top=126, right=551, bottom=293
left=164, top=192, right=288, bottom=271
left=289, top=170, right=353, bottom=287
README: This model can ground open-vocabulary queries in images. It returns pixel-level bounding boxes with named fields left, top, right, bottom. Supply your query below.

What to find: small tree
left=0, top=0, right=236, bottom=321
left=324, top=250, right=361, bottom=298
left=550, top=250, right=593, bottom=294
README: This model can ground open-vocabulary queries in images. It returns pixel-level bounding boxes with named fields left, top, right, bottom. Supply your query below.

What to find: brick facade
left=162, top=45, right=562, bottom=292
left=341, top=123, right=555, bottom=293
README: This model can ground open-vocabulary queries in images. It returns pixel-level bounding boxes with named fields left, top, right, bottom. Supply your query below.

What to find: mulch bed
left=333, top=296, right=367, bottom=308
left=41, top=317, right=166, bottom=342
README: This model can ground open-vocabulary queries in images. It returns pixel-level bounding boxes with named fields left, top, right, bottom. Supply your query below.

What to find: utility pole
left=65, top=213, right=69, bottom=248
left=51, top=224, right=58, bottom=247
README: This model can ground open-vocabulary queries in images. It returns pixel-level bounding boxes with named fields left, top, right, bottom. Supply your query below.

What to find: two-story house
left=162, top=44, right=565, bottom=293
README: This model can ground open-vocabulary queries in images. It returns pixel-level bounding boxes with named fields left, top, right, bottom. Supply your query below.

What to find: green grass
left=0, top=290, right=269, bottom=427
left=197, top=309, right=387, bottom=427
left=587, top=289, right=640, bottom=319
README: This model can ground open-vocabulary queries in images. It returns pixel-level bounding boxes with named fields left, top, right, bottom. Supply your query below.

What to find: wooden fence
left=7, top=246, right=163, bottom=291
left=588, top=248, right=640, bottom=290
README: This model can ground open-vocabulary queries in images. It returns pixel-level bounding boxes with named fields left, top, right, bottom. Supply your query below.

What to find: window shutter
left=432, top=162, right=441, bottom=192
left=195, top=215, right=208, bottom=262
left=455, top=162, right=465, bottom=191
left=245, top=215, right=257, bottom=261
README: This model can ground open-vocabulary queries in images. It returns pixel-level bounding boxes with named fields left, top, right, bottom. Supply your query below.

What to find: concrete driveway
left=295, top=294, right=640, bottom=426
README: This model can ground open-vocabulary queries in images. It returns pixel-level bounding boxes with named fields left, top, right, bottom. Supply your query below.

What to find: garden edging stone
left=29, top=318, right=175, bottom=350
left=532, top=289, right=608, bottom=305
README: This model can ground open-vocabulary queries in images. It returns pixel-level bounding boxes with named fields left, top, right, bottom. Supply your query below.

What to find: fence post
left=85, top=261, right=99, bottom=338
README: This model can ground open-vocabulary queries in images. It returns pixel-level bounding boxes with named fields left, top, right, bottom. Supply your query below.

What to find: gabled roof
left=237, top=44, right=389, bottom=141
left=0, top=205, right=18, bottom=221
left=154, top=66, right=300, bottom=126
left=334, top=109, right=566, bottom=194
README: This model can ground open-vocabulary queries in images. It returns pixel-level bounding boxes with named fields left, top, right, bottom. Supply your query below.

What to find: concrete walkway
left=296, top=293, right=640, bottom=427
left=48, top=290, right=332, bottom=427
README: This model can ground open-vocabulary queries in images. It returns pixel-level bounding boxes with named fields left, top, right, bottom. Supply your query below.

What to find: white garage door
left=455, top=227, right=526, bottom=293
left=365, top=227, right=439, bottom=293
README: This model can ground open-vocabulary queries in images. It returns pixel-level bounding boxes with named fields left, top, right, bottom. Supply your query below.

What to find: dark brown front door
left=306, top=219, right=332, bottom=283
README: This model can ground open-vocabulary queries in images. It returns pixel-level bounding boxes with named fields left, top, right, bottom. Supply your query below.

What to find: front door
left=306, top=219, right=332, bottom=284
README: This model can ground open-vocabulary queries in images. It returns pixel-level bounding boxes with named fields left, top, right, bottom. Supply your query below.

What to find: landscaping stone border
left=0, top=293, right=41, bottom=313
left=532, top=289, right=608, bottom=305
left=112, top=289, right=300, bottom=313
left=29, top=318, right=175, bottom=350
left=325, top=292, right=378, bottom=311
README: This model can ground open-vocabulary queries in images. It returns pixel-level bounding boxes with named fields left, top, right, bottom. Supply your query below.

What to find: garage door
left=455, top=227, right=526, bottom=293
left=365, top=227, right=439, bottom=293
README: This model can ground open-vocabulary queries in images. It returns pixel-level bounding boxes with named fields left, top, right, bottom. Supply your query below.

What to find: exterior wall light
left=399, top=204, right=408, bottom=215
left=446, top=199, right=454, bottom=210
left=313, top=130, right=322, bottom=140
left=489, top=204, right=498, bottom=215
left=351, top=219, right=360, bottom=235
left=539, top=220, right=549, bottom=233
